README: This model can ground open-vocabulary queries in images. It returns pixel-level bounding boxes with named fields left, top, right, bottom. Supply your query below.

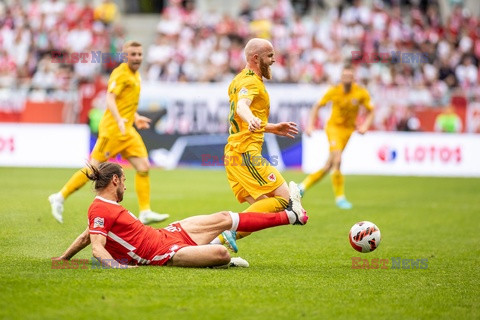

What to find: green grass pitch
left=0, top=167, right=478, bottom=319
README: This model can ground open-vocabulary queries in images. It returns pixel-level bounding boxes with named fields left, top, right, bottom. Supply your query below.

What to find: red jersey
left=88, top=197, right=196, bottom=266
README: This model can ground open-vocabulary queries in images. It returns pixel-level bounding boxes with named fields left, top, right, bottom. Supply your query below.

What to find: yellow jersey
left=99, top=63, right=141, bottom=136
left=319, top=83, right=374, bottom=129
left=94, top=3, right=117, bottom=24
left=226, top=69, right=270, bottom=154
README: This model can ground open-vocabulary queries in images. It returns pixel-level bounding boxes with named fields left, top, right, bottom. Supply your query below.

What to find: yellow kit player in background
left=48, top=41, right=169, bottom=224
left=299, top=65, right=374, bottom=209
left=217, top=38, right=301, bottom=252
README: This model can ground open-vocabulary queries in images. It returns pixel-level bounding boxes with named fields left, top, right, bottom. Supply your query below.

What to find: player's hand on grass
left=134, top=115, right=152, bottom=130
left=51, top=256, right=68, bottom=261
left=248, top=117, right=262, bottom=132
left=272, top=122, right=298, bottom=138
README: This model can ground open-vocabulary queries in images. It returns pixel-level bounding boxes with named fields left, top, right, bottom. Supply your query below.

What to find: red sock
left=237, top=211, right=289, bottom=232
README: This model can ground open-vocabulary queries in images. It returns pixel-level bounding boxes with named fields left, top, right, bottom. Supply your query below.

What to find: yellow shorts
left=225, top=149, right=285, bottom=203
left=91, top=130, right=148, bottom=162
left=326, top=125, right=354, bottom=151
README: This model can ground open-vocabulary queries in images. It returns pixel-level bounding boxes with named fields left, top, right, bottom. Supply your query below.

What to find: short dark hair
left=84, top=162, right=123, bottom=191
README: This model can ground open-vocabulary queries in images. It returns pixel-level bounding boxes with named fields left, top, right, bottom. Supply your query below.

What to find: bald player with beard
left=218, top=38, right=302, bottom=252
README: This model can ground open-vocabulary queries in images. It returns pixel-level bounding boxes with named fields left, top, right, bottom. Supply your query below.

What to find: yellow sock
left=301, top=168, right=326, bottom=191
left=236, top=196, right=289, bottom=240
left=135, top=171, right=150, bottom=212
left=60, top=169, right=90, bottom=199
left=331, top=170, right=345, bottom=198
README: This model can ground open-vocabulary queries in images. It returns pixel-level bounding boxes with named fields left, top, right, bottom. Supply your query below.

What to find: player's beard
left=343, top=82, right=352, bottom=92
left=116, top=186, right=124, bottom=203
left=260, top=59, right=272, bottom=80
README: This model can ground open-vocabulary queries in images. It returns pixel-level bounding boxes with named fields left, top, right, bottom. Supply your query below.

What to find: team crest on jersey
left=238, top=87, right=248, bottom=97
left=93, top=217, right=104, bottom=228
left=267, top=173, right=276, bottom=182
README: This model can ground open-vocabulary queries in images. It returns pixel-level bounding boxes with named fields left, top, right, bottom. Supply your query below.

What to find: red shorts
left=149, top=223, right=197, bottom=266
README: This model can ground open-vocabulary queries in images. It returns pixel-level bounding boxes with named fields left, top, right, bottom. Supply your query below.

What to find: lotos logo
left=378, top=145, right=397, bottom=162
left=405, top=145, right=461, bottom=163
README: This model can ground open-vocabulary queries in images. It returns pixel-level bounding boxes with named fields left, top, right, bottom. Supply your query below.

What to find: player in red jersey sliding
left=54, top=162, right=308, bottom=268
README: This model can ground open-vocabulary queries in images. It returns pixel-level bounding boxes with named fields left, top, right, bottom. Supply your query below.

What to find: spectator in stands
left=455, top=55, right=478, bottom=88
left=0, top=0, right=479, bottom=131
left=397, top=106, right=421, bottom=132
left=66, top=20, right=92, bottom=53
left=0, top=48, right=17, bottom=88
left=41, top=0, right=65, bottom=30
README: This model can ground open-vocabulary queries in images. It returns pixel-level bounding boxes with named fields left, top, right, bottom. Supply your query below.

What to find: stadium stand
left=0, top=0, right=479, bottom=132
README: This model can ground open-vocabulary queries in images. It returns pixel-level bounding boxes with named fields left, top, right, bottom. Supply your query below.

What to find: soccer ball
left=349, top=221, right=381, bottom=253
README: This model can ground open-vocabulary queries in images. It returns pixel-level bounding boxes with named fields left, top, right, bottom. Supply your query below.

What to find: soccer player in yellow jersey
left=298, top=65, right=374, bottom=209
left=218, top=38, right=302, bottom=252
left=48, top=41, right=169, bottom=224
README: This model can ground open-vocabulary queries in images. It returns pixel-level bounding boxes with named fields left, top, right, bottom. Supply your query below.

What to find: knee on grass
left=211, top=245, right=231, bottom=266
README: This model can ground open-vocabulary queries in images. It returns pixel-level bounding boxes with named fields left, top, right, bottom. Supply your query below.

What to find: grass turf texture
left=0, top=167, right=478, bottom=319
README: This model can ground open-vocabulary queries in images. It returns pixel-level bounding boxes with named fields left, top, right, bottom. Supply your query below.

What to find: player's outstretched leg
left=48, top=193, right=64, bottom=223
left=286, top=181, right=308, bottom=225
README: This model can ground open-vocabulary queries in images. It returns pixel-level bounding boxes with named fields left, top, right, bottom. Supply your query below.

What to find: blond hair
left=123, top=41, right=142, bottom=50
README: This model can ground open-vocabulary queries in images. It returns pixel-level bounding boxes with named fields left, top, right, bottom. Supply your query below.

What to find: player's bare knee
left=216, top=211, right=232, bottom=223
left=273, top=182, right=289, bottom=200
left=332, top=160, right=341, bottom=170
left=324, top=160, right=333, bottom=172
left=214, top=246, right=231, bottom=264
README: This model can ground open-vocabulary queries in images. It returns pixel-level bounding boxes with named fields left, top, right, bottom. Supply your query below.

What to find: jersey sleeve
left=107, top=70, right=127, bottom=96
left=360, top=88, right=374, bottom=111
left=88, top=204, right=115, bottom=237
left=318, top=87, right=335, bottom=106
left=237, top=78, right=259, bottom=102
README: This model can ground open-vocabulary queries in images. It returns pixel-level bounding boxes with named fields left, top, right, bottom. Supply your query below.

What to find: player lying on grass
left=54, top=162, right=308, bottom=268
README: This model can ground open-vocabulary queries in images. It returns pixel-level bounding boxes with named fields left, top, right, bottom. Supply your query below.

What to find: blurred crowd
left=145, top=0, right=477, bottom=132
left=0, top=0, right=122, bottom=97
left=146, top=0, right=480, bottom=92
left=0, top=0, right=478, bottom=130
